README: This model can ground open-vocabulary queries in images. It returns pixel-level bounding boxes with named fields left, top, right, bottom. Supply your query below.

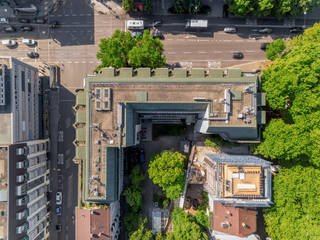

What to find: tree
left=96, top=30, right=166, bottom=71
left=124, top=212, right=144, bottom=235
left=189, top=0, right=201, bottom=14
left=264, top=165, right=320, bottom=240
left=266, top=39, right=286, bottom=60
left=225, top=0, right=255, bottom=16
left=128, top=30, right=166, bottom=69
left=168, top=207, right=208, bottom=240
left=124, top=187, right=142, bottom=212
left=143, top=0, right=153, bottom=14
left=148, top=151, right=186, bottom=200
left=129, top=165, right=145, bottom=187
left=129, top=219, right=153, bottom=240
left=173, top=0, right=187, bottom=13
left=122, top=0, right=135, bottom=12
left=194, top=210, right=210, bottom=229
left=96, top=30, right=136, bottom=71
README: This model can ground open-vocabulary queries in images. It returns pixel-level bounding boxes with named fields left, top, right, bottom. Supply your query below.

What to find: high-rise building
left=0, top=56, right=40, bottom=144
left=0, top=57, right=50, bottom=240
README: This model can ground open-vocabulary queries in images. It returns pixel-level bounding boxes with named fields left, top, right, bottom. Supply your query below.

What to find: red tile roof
left=75, top=207, right=111, bottom=240
left=213, top=202, right=257, bottom=237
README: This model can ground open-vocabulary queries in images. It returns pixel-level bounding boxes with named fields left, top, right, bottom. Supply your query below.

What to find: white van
left=127, top=20, right=144, bottom=30
left=2, top=39, right=17, bottom=47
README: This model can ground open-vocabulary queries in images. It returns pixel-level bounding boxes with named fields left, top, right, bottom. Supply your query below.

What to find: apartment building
left=0, top=56, right=40, bottom=144
left=0, top=57, right=50, bottom=240
left=73, top=67, right=267, bottom=239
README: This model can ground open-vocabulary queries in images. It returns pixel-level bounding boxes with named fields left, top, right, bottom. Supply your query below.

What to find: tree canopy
left=266, top=38, right=286, bottom=60
left=129, top=219, right=153, bottom=240
left=96, top=30, right=165, bottom=71
left=264, top=165, right=320, bottom=240
left=256, top=23, right=320, bottom=167
left=226, top=0, right=320, bottom=17
left=148, top=151, right=186, bottom=200
left=167, top=207, right=208, bottom=240
left=122, top=0, right=135, bottom=12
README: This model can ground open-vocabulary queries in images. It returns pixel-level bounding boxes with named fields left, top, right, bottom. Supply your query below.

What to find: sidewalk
left=90, top=0, right=125, bottom=16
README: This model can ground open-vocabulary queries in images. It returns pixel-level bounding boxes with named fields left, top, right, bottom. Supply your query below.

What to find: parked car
left=22, top=39, right=36, bottom=46
left=19, top=18, right=30, bottom=23
left=258, top=28, right=272, bottom=34
left=55, top=206, right=62, bottom=216
left=131, top=31, right=143, bottom=38
left=58, top=175, right=63, bottom=188
left=20, top=25, right=33, bottom=32
left=33, top=18, right=46, bottom=24
left=50, top=21, right=59, bottom=28
left=152, top=20, right=162, bottom=27
left=224, top=26, right=237, bottom=33
left=56, top=192, right=62, bottom=205
left=192, top=199, right=198, bottom=210
left=56, top=224, right=62, bottom=232
left=290, top=27, right=303, bottom=33
left=185, top=197, right=191, bottom=209
left=4, top=26, right=16, bottom=33
left=57, top=153, right=64, bottom=165
left=233, top=52, right=244, bottom=59
left=27, top=52, right=39, bottom=58
left=140, top=149, right=145, bottom=164
left=2, top=39, right=17, bottom=47
left=151, top=30, right=164, bottom=40
left=260, top=42, right=270, bottom=50
left=0, top=18, right=8, bottom=24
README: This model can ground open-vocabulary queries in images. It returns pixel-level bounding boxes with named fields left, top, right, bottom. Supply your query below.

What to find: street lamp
left=303, top=8, right=307, bottom=29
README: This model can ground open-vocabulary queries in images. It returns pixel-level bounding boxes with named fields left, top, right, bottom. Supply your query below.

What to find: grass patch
left=205, top=135, right=241, bottom=148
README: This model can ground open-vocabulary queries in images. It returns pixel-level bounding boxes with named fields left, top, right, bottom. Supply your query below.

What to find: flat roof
left=75, top=68, right=264, bottom=203
left=0, top=113, right=12, bottom=144
left=0, top=147, right=8, bottom=240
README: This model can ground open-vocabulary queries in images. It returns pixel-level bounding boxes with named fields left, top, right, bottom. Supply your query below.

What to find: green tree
left=266, top=39, right=286, bottom=60
left=168, top=207, right=208, bottom=240
left=173, top=0, right=187, bottom=13
left=124, top=187, right=142, bottom=212
left=194, top=210, right=210, bottom=229
left=143, top=0, right=153, bottom=14
left=122, top=0, right=135, bottom=12
left=124, top=212, right=144, bottom=235
left=129, top=219, right=153, bottom=240
left=129, top=165, right=145, bottom=187
left=226, top=0, right=255, bottom=16
left=128, top=30, right=166, bottom=68
left=264, top=165, right=320, bottom=240
left=148, top=151, right=186, bottom=200
left=189, top=0, right=201, bottom=14
left=96, top=30, right=136, bottom=71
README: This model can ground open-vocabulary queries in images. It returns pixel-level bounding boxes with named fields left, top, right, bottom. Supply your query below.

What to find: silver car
left=258, top=28, right=272, bottom=34
left=2, top=39, right=17, bottom=47
left=224, top=26, right=237, bottom=33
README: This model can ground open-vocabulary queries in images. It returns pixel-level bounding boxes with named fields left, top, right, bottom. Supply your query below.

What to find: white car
left=224, top=26, right=237, bottom=33
left=258, top=28, right=273, bottom=34
left=2, top=39, right=17, bottom=47
left=56, top=192, right=62, bottom=205
left=22, top=39, right=36, bottom=46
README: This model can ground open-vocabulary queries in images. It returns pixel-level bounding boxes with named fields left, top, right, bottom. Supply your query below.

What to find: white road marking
left=198, top=51, right=207, bottom=54
left=183, top=52, right=192, bottom=54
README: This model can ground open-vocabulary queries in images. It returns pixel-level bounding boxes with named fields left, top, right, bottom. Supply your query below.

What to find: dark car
left=140, top=149, right=145, bottom=164
left=20, top=25, right=33, bottom=32
left=260, top=42, right=270, bottom=50
left=4, top=26, right=16, bottom=33
left=50, top=21, right=59, bottom=28
left=185, top=197, right=191, bottom=209
left=56, top=224, right=62, bottom=232
left=33, top=18, right=46, bottom=24
left=233, top=52, right=244, bottom=59
left=19, top=18, right=30, bottom=23
left=55, top=206, right=62, bottom=216
left=151, top=30, right=164, bottom=40
left=58, top=175, right=63, bottom=187
left=192, top=199, right=198, bottom=210
left=290, top=27, right=304, bottom=33
left=27, top=52, right=39, bottom=58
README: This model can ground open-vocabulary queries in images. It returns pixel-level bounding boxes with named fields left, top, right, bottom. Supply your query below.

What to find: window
left=104, top=88, right=108, bottom=97
left=95, top=88, right=101, bottom=98
left=96, top=101, right=101, bottom=108
left=104, top=101, right=108, bottom=109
